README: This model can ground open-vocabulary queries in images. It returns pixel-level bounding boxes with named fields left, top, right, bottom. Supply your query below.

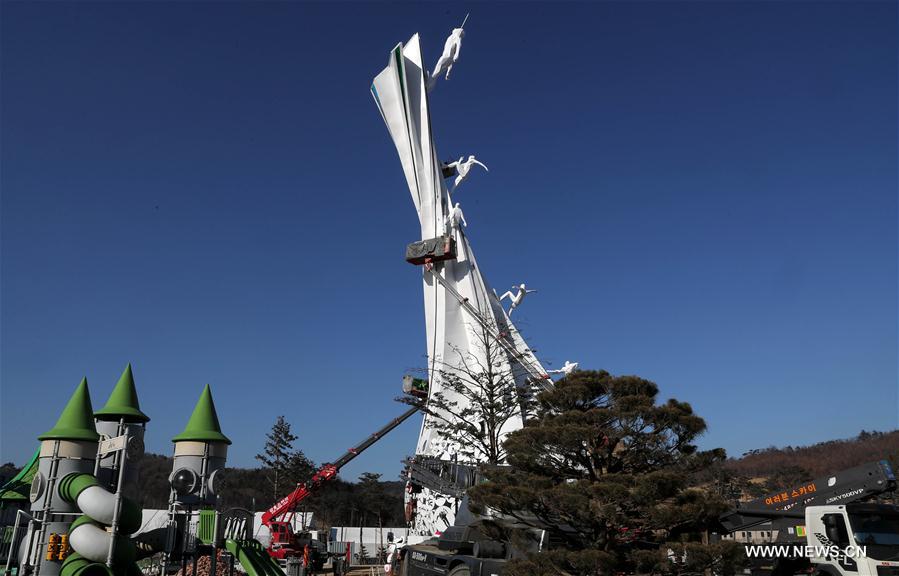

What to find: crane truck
left=260, top=404, right=421, bottom=568
left=719, top=460, right=899, bottom=576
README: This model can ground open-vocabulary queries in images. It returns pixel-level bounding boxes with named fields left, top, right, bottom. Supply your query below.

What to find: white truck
left=720, top=460, right=899, bottom=576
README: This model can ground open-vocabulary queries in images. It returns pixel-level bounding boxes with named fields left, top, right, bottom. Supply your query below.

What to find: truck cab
left=806, top=504, right=899, bottom=576
left=267, top=522, right=326, bottom=569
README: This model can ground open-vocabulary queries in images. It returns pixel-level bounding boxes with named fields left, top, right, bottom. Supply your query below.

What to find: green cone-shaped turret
left=94, top=363, right=150, bottom=423
left=39, top=378, right=100, bottom=442
left=172, top=384, right=230, bottom=444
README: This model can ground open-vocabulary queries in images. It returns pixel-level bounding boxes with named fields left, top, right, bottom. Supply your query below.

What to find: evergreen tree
left=469, top=370, right=742, bottom=576
left=358, top=472, right=388, bottom=516
left=256, top=415, right=315, bottom=499
left=0, top=461, right=20, bottom=484
left=355, top=543, right=369, bottom=563
left=287, top=451, right=316, bottom=488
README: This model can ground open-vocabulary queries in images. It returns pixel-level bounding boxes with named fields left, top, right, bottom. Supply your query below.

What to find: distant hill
left=5, top=429, right=897, bottom=525
left=122, top=430, right=899, bottom=517
left=717, top=430, right=899, bottom=500
left=724, top=429, right=899, bottom=478
left=133, top=453, right=406, bottom=528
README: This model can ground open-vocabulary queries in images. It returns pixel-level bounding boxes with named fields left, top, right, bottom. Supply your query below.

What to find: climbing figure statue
left=548, top=360, right=579, bottom=376
left=450, top=202, right=467, bottom=233
left=447, top=155, right=488, bottom=192
left=498, top=283, right=537, bottom=316
left=428, top=14, right=468, bottom=91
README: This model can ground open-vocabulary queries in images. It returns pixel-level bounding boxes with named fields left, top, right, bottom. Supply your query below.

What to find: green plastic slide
left=0, top=448, right=39, bottom=505
left=224, top=539, right=285, bottom=576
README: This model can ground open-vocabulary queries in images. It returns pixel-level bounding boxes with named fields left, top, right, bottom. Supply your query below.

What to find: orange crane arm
left=260, top=404, right=421, bottom=527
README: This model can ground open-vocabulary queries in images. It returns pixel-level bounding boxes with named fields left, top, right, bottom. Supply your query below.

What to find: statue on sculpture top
left=548, top=360, right=579, bottom=376
left=428, top=14, right=469, bottom=91
left=499, top=283, right=537, bottom=316
left=448, top=155, right=489, bottom=192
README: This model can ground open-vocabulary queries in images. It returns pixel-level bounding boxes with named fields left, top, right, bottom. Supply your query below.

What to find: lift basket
left=405, top=235, right=456, bottom=265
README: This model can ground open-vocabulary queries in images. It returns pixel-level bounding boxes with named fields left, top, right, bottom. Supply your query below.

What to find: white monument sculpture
left=499, top=283, right=537, bottom=316
left=448, top=155, right=489, bottom=192
left=548, top=360, right=579, bottom=376
left=372, top=30, right=549, bottom=535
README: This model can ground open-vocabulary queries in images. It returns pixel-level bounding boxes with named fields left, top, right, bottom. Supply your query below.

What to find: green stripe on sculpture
left=94, top=364, right=150, bottom=423
left=171, top=384, right=231, bottom=444
left=39, top=378, right=100, bottom=442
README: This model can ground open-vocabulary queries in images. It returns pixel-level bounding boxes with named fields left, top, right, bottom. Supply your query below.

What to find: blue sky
left=2, top=1, right=896, bottom=481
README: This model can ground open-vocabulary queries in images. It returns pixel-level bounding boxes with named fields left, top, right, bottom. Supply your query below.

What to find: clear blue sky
left=2, top=2, right=896, bottom=481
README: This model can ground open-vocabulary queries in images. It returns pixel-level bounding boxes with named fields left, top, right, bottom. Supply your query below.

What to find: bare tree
left=403, top=319, right=537, bottom=465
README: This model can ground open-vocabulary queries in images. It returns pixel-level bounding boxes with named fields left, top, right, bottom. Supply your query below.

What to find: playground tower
left=169, top=384, right=230, bottom=507
left=27, top=379, right=101, bottom=576
left=93, top=364, right=150, bottom=492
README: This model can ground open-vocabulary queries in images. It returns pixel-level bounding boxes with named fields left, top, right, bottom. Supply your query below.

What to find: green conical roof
left=95, top=363, right=150, bottom=423
left=172, top=384, right=231, bottom=444
left=39, top=378, right=100, bottom=442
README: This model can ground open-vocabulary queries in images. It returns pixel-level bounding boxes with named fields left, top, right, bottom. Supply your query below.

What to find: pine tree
left=355, top=543, right=369, bottom=563
left=256, top=416, right=314, bottom=499
left=469, top=369, right=743, bottom=576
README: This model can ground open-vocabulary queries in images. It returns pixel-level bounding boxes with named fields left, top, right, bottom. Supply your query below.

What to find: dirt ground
left=343, top=567, right=387, bottom=576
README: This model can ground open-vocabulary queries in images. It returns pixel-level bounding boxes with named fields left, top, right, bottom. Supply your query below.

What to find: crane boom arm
left=720, top=460, right=896, bottom=533
left=261, top=404, right=421, bottom=526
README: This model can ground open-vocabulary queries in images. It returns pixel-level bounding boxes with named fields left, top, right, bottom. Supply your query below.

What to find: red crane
left=261, top=404, right=421, bottom=562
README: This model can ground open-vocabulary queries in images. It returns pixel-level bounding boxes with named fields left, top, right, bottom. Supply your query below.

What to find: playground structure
left=1, top=367, right=284, bottom=576
left=1, top=367, right=428, bottom=576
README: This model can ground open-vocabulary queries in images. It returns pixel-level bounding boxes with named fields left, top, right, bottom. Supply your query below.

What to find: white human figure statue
left=450, top=202, right=467, bottom=233
left=548, top=360, right=579, bottom=376
left=448, top=155, right=488, bottom=192
left=429, top=26, right=465, bottom=90
left=385, top=538, right=405, bottom=574
left=498, top=283, right=537, bottom=316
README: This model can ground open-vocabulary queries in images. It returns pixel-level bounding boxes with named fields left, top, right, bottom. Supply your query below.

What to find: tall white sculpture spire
left=372, top=30, right=548, bottom=535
